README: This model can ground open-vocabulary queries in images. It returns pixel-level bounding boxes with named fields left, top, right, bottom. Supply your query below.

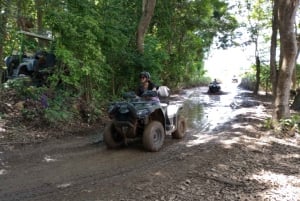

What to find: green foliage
left=263, top=115, right=300, bottom=137
left=1, top=0, right=240, bottom=128
left=4, top=77, right=34, bottom=97
left=259, top=64, right=271, bottom=92
left=240, top=64, right=270, bottom=92
left=296, top=64, right=300, bottom=82
left=150, top=0, right=238, bottom=88
left=275, top=115, right=300, bottom=137
left=43, top=92, right=76, bottom=125
left=45, top=0, right=110, bottom=104
left=239, top=71, right=256, bottom=91
left=2, top=81, right=81, bottom=126
left=263, top=117, right=273, bottom=129
left=21, top=87, right=81, bottom=126
left=21, top=98, right=45, bottom=122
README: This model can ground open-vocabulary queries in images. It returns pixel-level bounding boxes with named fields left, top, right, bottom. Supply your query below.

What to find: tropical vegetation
left=0, top=0, right=299, bottom=128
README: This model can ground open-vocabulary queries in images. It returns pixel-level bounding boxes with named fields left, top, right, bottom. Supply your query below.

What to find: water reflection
left=182, top=99, right=204, bottom=129
left=181, top=84, right=241, bottom=133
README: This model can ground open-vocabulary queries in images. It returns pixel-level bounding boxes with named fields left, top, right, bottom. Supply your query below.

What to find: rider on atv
left=136, top=71, right=160, bottom=102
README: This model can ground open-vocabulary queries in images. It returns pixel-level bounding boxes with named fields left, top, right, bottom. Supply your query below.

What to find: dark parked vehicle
left=104, top=89, right=187, bottom=152
left=3, top=51, right=55, bottom=82
left=1, top=31, right=56, bottom=85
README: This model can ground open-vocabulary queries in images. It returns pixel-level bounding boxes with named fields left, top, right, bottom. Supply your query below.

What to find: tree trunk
left=35, top=0, right=44, bottom=46
left=0, top=1, right=7, bottom=54
left=254, top=55, right=261, bottom=95
left=292, top=34, right=300, bottom=90
left=253, top=36, right=260, bottom=95
left=270, top=0, right=279, bottom=97
left=0, top=0, right=9, bottom=80
left=273, top=0, right=299, bottom=121
left=291, top=88, right=300, bottom=110
left=136, top=0, right=156, bottom=54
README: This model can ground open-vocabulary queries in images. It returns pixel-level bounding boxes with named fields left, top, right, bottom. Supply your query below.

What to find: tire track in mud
left=0, top=132, right=206, bottom=201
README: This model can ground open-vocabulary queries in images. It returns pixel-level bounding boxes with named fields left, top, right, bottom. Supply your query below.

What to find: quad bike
left=2, top=31, right=56, bottom=86
left=232, top=75, right=238, bottom=83
left=208, top=82, right=221, bottom=93
left=104, top=89, right=187, bottom=152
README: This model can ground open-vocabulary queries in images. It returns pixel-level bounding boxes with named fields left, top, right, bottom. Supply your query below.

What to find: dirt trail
left=1, top=88, right=300, bottom=201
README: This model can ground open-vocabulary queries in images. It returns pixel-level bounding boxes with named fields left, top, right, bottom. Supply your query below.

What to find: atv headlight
left=136, top=109, right=150, bottom=117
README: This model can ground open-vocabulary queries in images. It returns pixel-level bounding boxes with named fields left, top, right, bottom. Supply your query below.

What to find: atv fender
left=149, top=108, right=166, bottom=130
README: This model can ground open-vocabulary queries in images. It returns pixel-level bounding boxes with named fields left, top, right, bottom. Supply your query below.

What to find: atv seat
left=157, top=86, right=170, bottom=98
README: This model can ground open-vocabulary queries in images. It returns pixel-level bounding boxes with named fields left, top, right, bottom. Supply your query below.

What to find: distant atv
left=208, top=82, right=221, bottom=93
left=104, top=88, right=187, bottom=152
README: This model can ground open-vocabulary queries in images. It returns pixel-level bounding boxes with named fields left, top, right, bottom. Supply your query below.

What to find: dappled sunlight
left=251, top=171, right=300, bottom=200
left=272, top=153, right=300, bottom=171
left=154, top=171, right=163, bottom=177
left=219, top=136, right=241, bottom=149
left=43, top=155, right=58, bottom=163
left=0, top=120, right=6, bottom=138
left=231, top=122, right=259, bottom=132
left=274, top=153, right=300, bottom=160
left=151, top=170, right=171, bottom=180
left=0, top=169, right=8, bottom=176
left=241, top=135, right=271, bottom=147
left=259, top=134, right=300, bottom=149
left=186, top=134, right=218, bottom=147
left=0, top=151, right=8, bottom=176
left=218, top=134, right=266, bottom=149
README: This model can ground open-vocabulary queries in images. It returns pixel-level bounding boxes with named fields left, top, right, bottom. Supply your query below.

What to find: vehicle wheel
left=103, top=122, right=124, bottom=148
left=172, top=115, right=187, bottom=139
left=1, top=70, right=7, bottom=83
left=142, top=121, right=165, bottom=152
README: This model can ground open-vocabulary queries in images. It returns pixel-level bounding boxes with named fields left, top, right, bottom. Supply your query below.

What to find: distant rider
left=212, top=79, right=218, bottom=85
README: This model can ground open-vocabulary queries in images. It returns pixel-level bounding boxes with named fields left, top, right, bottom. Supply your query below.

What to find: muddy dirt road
left=1, top=83, right=300, bottom=201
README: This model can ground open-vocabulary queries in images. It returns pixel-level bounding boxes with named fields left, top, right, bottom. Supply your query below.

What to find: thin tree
left=270, top=0, right=279, bottom=97
left=0, top=0, right=10, bottom=65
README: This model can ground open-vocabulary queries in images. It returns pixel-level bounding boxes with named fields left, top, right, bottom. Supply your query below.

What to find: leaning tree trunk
left=136, top=0, right=156, bottom=54
left=273, top=0, right=299, bottom=121
left=270, top=0, right=279, bottom=97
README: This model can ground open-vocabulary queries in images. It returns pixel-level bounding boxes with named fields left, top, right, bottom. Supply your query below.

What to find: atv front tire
left=172, top=115, right=187, bottom=139
left=103, top=122, right=123, bottom=148
left=143, top=121, right=165, bottom=152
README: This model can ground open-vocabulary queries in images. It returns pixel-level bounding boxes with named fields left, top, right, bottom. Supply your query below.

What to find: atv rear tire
left=172, top=115, right=187, bottom=139
left=104, top=122, right=123, bottom=148
left=143, top=121, right=165, bottom=152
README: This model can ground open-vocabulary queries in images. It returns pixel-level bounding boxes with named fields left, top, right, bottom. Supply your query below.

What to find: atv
left=2, top=30, right=56, bottom=86
left=208, top=82, right=221, bottom=93
left=104, top=89, right=187, bottom=152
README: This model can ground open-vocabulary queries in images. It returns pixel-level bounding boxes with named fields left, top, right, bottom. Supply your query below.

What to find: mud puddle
left=181, top=82, right=262, bottom=133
